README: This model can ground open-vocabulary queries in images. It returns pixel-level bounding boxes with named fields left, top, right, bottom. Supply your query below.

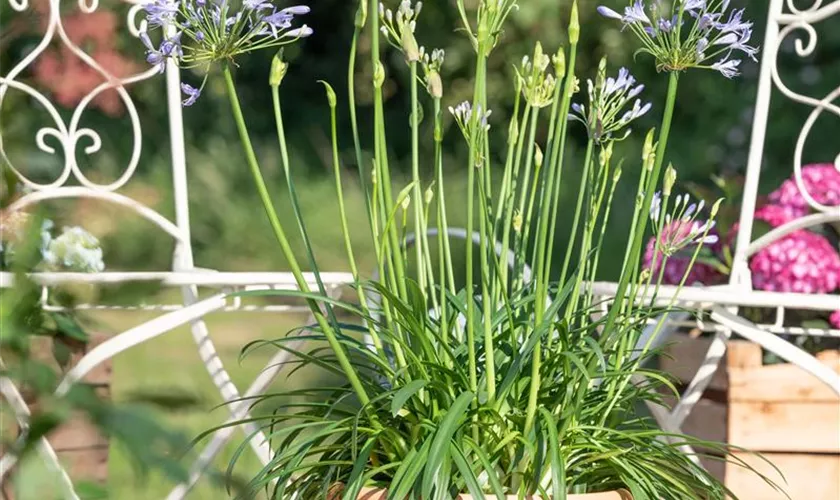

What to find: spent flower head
left=139, top=0, right=312, bottom=104
left=379, top=0, right=422, bottom=61
left=568, top=61, right=650, bottom=143
left=598, top=0, right=758, bottom=77
left=517, top=42, right=557, bottom=108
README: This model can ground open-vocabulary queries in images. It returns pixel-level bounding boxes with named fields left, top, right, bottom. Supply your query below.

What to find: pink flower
left=643, top=220, right=725, bottom=286
left=753, top=204, right=799, bottom=228
left=830, top=310, right=840, bottom=329
left=768, top=163, right=840, bottom=217
left=750, top=230, right=840, bottom=294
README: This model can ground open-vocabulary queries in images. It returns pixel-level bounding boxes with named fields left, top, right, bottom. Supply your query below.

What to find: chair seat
left=0, top=271, right=355, bottom=289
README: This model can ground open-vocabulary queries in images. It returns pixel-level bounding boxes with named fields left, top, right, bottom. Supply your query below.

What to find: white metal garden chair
left=2, top=0, right=840, bottom=497
left=0, top=0, right=352, bottom=498
left=590, top=0, right=840, bottom=447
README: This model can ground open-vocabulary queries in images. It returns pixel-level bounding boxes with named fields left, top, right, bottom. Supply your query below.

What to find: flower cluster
left=568, top=61, right=650, bottom=143
left=650, top=193, right=719, bottom=253
left=139, top=0, right=312, bottom=105
left=41, top=222, right=105, bottom=273
left=598, top=0, right=758, bottom=78
left=418, top=46, right=445, bottom=98
left=768, top=163, right=840, bottom=216
left=750, top=229, right=840, bottom=294
left=643, top=221, right=725, bottom=285
left=449, top=101, right=491, bottom=164
left=516, top=42, right=557, bottom=108
left=379, top=0, right=422, bottom=61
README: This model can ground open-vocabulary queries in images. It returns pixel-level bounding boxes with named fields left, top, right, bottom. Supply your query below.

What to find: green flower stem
left=222, top=64, right=372, bottom=411
left=542, top=43, right=579, bottom=288
left=499, top=103, right=531, bottom=299
left=348, top=20, right=374, bottom=239
left=272, top=82, right=339, bottom=331
left=558, top=139, right=594, bottom=289
left=569, top=148, right=610, bottom=316
left=603, top=71, right=679, bottom=345
left=409, top=62, right=426, bottom=291
left=323, top=83, right=384, bottom=355
left=492, top=85, right=522, bottom=303
left=585, top=166, right=620, bottom=308
left=464, top=40, right=489, bottom=400
left=511, top=109, right=540, bottom=289
left=433, top=98, right=459, bottom=339
left=530, top=70, right=564, bottom=308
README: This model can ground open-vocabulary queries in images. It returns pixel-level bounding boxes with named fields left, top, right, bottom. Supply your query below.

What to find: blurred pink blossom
left=830, top=310, right=840, bottom=329
left=768, top=163, right=840, bottom=216
left=643, top=221, right=725, bottom=286
left=750, top=229, right=840, bottom=294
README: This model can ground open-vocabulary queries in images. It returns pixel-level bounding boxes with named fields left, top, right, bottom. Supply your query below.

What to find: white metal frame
left=1, top=0, right=839, bottom=497
left=0, top=0, right=351, bottom=498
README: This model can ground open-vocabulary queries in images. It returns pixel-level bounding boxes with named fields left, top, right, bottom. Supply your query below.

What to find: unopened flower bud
left=355, top=0, right=367, bottom=28
left=710, top=198, right=724, bottom=217
left=569, top=1, right=580, bottom=44
left=639, top=268, right=651, bottom=281
left=513, top=211, right=523, bottom=233
left=424, top=186, right=434, bottom=204
left=507, top=116, right=518, bottom=144
left=553, top=48, right=566, bottom=77
left=402, top=28, right=420, bottom=62
left=534, top=144, right=544, bottom=169
left=663, top=163, right=677, bottom=196
left=642, top=128, right=656, bottom=165
left=426, top=71, right=443, bottom=98
left=269, top=51, right=288, bottom=87
left=612, top=163, right=623, bottom=183
left=319, top=81, right=337, bottom=108
left=373, top=62, right=385, bottom=88
left=401, top=195, right=411, bottom=211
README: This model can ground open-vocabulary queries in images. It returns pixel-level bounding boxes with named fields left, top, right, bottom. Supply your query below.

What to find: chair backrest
left=0, top=0, right=192, bottom=272
left=729, top=0, right=840, bottom=293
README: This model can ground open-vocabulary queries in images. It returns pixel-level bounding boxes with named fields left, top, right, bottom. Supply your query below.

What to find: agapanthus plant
left=139, top=0, right=312, bottom=105
left=148, top=0, right=780, bottom=497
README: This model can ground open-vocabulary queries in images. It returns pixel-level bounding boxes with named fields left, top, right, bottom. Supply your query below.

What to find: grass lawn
left=99, top=306, right=334, bottom=499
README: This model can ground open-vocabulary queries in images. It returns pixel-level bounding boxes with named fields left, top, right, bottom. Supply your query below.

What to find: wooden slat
left=661, top=331, right=728, bottom=391
left=729, top=400, right=840, bottom=453
left=729, top=357, right=840, bottom=403
left=725, top=452, right=840, bottom=500
left=660, top=394, right=727, bottom=444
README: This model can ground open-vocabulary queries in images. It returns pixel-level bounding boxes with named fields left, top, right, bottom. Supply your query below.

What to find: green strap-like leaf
left=391, top=380, right=428, bottom=417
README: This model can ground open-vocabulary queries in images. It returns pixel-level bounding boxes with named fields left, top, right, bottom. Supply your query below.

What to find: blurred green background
left=2, top=0, right=839, bottom=496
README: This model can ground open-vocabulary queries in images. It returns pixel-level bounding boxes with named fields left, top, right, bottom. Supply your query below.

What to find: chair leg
left=177, top=286, right=275, bottom=480
left=0, top=360, right=79, bottom=500
left=167, top=283, right=343, bottom=499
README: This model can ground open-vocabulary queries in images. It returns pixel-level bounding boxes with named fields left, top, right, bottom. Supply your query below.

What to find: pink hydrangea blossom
left=768, top=163, right=840, bottom=217
left=750, top=229, right=840, bottom=294
left=830, top=310, right=840, bottom=329
left=752, top=204, right=799, bottom=228
left=643, top=221, right=725, bottom=286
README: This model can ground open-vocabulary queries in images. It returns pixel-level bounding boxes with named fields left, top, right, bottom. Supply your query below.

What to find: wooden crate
left=661, top=332, right=840, bottom=498
left=725, top=341, right=840, bottom=500
left=1, top=334, right=112, bottom=499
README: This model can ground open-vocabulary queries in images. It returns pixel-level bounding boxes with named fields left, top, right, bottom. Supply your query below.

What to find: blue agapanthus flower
left=598, top=0, right=758, bottom=77
left=569, top=62, right=651, bottom=143
left=139, top=0, right=312, bottom=105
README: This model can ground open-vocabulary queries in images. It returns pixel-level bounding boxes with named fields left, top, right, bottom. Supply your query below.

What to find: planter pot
left=355, top=487, right=633, bottom=499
